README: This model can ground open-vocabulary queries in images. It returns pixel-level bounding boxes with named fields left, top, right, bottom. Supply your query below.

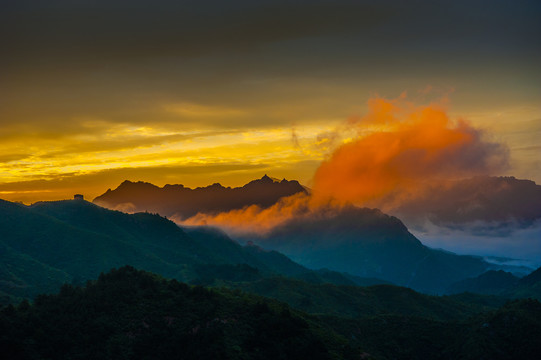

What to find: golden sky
left=1, top=1, right=540, bottom=203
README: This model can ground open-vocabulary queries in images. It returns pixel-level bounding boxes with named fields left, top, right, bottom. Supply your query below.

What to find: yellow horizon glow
left=1, top=98, right=539, bottom=204
left=0, top=120, right=339, bottom=203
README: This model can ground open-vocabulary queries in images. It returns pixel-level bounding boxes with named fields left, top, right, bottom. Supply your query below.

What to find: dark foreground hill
left=0, top=266, right=356, bottom=360
left=321, top=298, right=541, bottom=360
left=93, top=175, right=307, bottom=218
left=2, top=267, right=541, bottom=360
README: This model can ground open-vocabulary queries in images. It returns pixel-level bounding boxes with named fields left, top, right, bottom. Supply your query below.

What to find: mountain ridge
left=94, top=175, right=307, bottom=218
left=0, top=198, right=389, bottom=304
left=94, top=175, right=541, bottom=227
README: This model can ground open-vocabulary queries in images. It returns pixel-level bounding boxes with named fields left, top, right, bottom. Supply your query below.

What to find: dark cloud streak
left=1, top=0, right=390, bottom=67
left=4, top=0, right=538, bottom=70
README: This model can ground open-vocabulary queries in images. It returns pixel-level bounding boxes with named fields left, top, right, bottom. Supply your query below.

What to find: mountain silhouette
left=94, top=176, right=541, bottom=228
left=93, top=175, right=307, bottom=218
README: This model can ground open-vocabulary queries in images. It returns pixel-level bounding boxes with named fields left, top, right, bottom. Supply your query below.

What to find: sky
left=1, top=0, right=540, bottom=203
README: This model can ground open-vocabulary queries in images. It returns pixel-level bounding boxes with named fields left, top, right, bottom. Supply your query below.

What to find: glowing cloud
left=312, top=96, right=509, bottom=209
left=179, top=192, right=350, bottom=237
left=179, top=95, right=511, bottom=235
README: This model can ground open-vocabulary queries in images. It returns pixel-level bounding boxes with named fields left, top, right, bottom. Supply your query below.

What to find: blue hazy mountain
left=241, top=205, right=493, bottom=293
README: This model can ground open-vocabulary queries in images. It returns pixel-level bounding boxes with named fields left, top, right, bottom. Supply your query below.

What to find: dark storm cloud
left=2, top=0, right=539, bottom=67
left=413, top=220, right=541, bottom=262
left=2, top=0, right=539, bottom=131
left=392, top=176, right=541, bottom=232
left=0, top=0, right=392, bottom=131
left=0, top=0, right=391, bottom=67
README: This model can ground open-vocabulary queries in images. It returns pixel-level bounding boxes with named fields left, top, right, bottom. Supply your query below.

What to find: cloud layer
left=313, top=96, right=510, bottom=209
left=180, top=96, right=512, bottom=234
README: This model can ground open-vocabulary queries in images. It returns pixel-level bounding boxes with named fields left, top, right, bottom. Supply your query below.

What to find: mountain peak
left=260, top=174, right=275, bottom=183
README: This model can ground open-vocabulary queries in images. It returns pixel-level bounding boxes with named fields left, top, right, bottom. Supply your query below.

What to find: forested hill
left=0, top=199, right=305, bottom=303
left=0, top=198, right=381, bottom=304
left=0, top=266, right=356, bottom=360
left=2, top=266, right=541, bottom=360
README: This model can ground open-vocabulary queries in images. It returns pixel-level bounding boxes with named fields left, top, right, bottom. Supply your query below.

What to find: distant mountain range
left=94, top=175, right=307, bottom=218
left=0, top=195, right=534, bottom=304
left=94, top=175, right=541, bottom=229
left=91, top=175, right=540, bottom=293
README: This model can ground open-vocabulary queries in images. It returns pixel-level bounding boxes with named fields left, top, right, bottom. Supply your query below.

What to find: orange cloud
left=313, top=96, right=509, bottom=209
left=179, top=192, right=335, bottom=236
left=177, top=96, right=510, bottom=235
